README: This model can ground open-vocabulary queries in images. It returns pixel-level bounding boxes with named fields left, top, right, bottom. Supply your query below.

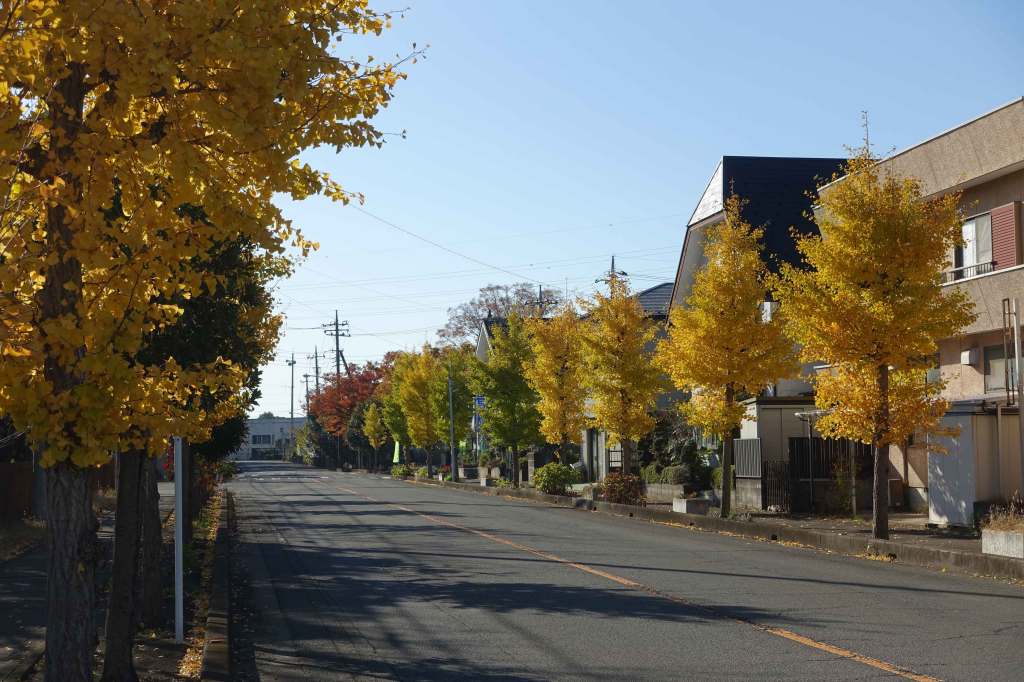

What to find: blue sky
left=255, top=0, right=1024, bottom=416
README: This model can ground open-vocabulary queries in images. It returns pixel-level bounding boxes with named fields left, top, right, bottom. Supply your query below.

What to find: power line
left=314, top=211, right=688, bottom=259
left=352, top=205, right=546, bottom=284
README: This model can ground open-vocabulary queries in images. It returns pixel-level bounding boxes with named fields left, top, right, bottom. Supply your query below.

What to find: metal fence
left=734, top=438, right=761, bottom=478
left=787, top=437, right=871, bottom=480
left=762, top=460, right=790, bottom=512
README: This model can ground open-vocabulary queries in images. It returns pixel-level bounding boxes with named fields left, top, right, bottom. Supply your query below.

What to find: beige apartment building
left=878, top=98, right=1024, bottom=524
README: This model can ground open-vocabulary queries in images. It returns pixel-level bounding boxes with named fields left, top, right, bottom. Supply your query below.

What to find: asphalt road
left=230, top=461, right=1023, bottom=682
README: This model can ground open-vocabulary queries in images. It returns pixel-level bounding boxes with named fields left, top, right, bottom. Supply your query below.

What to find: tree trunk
left=872, top=364, right=890, bottom=540
left=512, top=444, right=520, bottom=486
left=45, top=460, right=99, bottom=682
left=721, top=385, right=735, bottom=517
left=141, top=454, right=163, bottom=627
left=622, top=440, right=632, bottom=476
left=721, top=434, right=733, bottom=517
left=38, top=63, right=93, bottom=682
left=101, top=447, right=147, bottom=682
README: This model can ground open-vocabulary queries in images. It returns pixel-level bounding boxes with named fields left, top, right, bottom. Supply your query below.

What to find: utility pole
left=323, top=310, right=351, bottom=378
left=302, top=373, right=311, bottom=410
left=309, top=347, right=321, bottom=393
left=448, top=356, right=459, bottom=483
left=322, top=312, right=351, bottom=469
left=595, top=255, right=628, bottom=284
left=287, top=354, right=297, bottom=454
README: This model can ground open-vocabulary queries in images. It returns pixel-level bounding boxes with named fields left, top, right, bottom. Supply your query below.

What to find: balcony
left=943, top=261, right=995, bottom=283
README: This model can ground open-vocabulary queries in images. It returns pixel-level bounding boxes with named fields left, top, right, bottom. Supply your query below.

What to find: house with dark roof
left=669, top=156, right=851, bottom=509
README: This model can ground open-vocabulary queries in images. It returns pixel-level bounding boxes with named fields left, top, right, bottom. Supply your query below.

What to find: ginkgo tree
left=362, top=402, right=388, bottom=467
left=580, top=274, right=665, bottom=476
left=398, top=346, right=443, bottom=466
left=525, top=302, right=589, bottom=460
left=473, top=314, right=543, bottom=485
left=658, top=194, right=799, bottom=516
left=0, top=2, right=419, bottom=679
left=772, top=139, right=976, bottom=539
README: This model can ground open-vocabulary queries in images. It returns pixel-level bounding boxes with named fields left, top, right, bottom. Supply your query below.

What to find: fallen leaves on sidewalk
left=178, top=491, right=221, bottom=680
left=0, top=517, right=45, bottom=562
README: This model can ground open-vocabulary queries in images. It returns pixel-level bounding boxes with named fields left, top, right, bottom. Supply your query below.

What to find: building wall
left=880, top=98, right=1024, bottom=201
left=230, top=416, right=308, bottom=460
left=938, top=329, right=1004, bottom=399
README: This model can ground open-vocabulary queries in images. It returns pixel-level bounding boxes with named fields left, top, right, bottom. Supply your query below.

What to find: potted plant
left=673, top=491, right=710, bottom=515
left=982, top=496, right=1024, bottom=558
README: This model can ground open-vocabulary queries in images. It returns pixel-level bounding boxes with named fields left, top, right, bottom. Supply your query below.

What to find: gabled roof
left=689, top=160, right=724, bottom=226
left=481, top=315, right=508, bottom=339
left=636, top=282, right=674, bottom=319
left=672, top=156, right=846, bottom=311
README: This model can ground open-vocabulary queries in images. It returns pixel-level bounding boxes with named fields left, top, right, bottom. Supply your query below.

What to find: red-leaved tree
left=307, top=362, right=386, bottom=437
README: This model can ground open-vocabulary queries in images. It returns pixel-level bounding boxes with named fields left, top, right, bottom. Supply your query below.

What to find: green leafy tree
left=430, top=346, right=475, bottom=469
left=380, top=354, right=413, bottom=465
left=472, top=314, right=542, bottom=485
left=362, top=402, right=388, bottom=469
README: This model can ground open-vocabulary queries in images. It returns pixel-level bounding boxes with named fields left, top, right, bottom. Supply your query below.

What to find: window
left=698, top=427, right=719, bottom=449
left=954, top=213, right=992, bottom=279
left=251, top=434, right=272, bottom=445
left=984, top=344, right=1017, bottom=393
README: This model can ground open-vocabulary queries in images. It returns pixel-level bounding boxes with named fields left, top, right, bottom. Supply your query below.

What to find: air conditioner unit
left=961, top=348, right=979, bottom=366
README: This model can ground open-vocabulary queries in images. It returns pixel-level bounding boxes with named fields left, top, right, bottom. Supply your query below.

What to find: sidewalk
left=649, top=506, right=983, bottom=554
left=0, top=482, right=174, bottom=681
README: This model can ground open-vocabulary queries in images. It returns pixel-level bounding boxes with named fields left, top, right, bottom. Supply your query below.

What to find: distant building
left=229, top=415, right=308, bottom=461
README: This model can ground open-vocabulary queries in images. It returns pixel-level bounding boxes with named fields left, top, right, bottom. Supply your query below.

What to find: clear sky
left=254, top=0, right=1024, bottom=417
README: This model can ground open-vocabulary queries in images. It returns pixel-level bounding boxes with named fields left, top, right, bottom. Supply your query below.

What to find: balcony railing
left=944, top=261, right=995, bottom=283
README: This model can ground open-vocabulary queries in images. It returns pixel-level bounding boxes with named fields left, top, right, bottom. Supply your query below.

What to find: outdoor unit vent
left=961, top=348, right=979, bottom=366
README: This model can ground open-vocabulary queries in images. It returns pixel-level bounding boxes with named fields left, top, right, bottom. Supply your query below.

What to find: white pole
left=174, top=436, right=183, bottom=644
left=1014, top=299, right=1024, bottom=494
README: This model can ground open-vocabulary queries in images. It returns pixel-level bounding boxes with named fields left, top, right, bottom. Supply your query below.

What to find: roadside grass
left=93, top=486, right=117, bottom=515
left=0, top=516, right=45, bottom=562
left=178, top=490, right=221, bottom=679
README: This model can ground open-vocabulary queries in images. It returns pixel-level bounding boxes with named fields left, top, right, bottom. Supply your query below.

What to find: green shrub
left=603, top=473, right=644, bottom=505
left=494, top=476, right=519, bottom=490
left=415, top=466, right=430, bottom=479
left=639, top=463, right=662, bottom=484
left=662, top=464, right=689, bottom=486
left=710, top=465, right=735, bottom=491
left=533, top=462, right=580, bottom=495
left=389, top=463, right=410, bottom=476
left=478, top=452, right=488, bottom=467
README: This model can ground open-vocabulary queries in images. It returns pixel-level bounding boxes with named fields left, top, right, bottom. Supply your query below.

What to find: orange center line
left=308, top=478, right=941, bottom=682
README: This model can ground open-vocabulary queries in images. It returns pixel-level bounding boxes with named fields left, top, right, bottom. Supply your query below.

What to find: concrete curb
left=199, top=491, right=230, bottom=682
left=382, top=474, right=1024, bottom=582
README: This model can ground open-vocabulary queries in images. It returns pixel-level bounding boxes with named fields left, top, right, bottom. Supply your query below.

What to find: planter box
left=459, top=467, right=479, bottom=480
left=480, top=477, right=492, bottom=487
left=673, top=498, right=710, bottom=515
left=983, top=529, right=1024, bottom=558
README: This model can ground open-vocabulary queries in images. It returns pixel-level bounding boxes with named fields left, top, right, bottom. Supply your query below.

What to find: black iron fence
left=762, top=460, right=790, bottom=512
left=787, top=437, right=871, bottom=480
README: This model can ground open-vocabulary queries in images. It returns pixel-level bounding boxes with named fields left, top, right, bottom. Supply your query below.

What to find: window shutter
left=991, top=202, right=1021, bottom=270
